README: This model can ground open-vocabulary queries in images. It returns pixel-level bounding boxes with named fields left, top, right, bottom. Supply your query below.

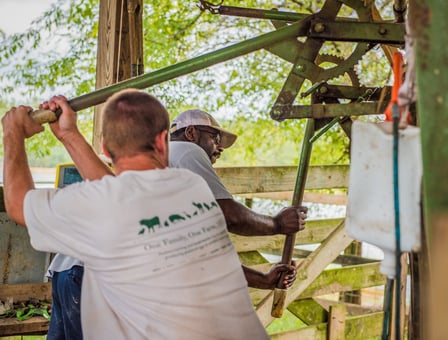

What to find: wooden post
left=328, top=304, right=346, bottom=340
left=413, top=0, right=448, bottom=338
left=340, top=241, right=362, bottom=304
left=93, top=0, right=143, bottom=152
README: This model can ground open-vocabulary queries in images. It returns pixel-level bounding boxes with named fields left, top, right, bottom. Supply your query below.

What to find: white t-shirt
left=169, top=141, right=232, bottom=200
left=24, top=168, right=268, bottom=340
left=47, top=141, right=233, bottom=276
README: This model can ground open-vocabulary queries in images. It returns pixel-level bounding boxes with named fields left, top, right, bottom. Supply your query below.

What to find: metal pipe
left=217, top=5, right=307, bottom=22
left=271, top=118, right=315, bottom=318
left=30, top=17, right=311, bottom=124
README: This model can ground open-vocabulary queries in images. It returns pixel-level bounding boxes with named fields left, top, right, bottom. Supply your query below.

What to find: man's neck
left=113, top=153, right=167, bottom=175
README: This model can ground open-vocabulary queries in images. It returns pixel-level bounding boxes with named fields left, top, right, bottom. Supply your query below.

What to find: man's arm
left=169, top=142, right=307, bottom=236
left=2, top=105, right=45, bottom=226
left=218, top=198, right=307, bottom=236
left=40, top=96, right=113, bottom=180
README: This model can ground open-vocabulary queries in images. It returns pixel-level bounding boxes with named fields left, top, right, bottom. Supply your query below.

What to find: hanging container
left=346, top=120, right=422, bottom=278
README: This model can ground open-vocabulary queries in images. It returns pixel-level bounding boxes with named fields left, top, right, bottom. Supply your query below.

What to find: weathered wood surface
left=249, top=262, right=385, bottom=305
left=0, top=282, right=51, bottom=302
left=328, top=304, right=346, bottom=340
left=230, top=218, right=345, bottom=252
left=93, top=0, right=136, bottom=152
left=255, top=222, right=354, bottom=326
left=216, top=165, right=349, bottom=194
left=239, top=191, right=347, bottom=205
left=0, top=317, right=49, bottom=336
left=0, top=282, right=51, bottom=336
left=269, top=312, right=384, bottom=340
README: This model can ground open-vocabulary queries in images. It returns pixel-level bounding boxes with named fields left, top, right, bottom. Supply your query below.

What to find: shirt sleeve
left=169, top=142, right=233, bottom=200
left=24, top=186, right=96, bottom=261
left=24, top=189, right=74, bottom=254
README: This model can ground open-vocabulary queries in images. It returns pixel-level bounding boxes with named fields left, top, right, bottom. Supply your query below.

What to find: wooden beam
left=269, top=311, right=383, bottom=339
left=0, top=283, right=52, bottom=337
left=93, top=0, right=142, bottom=152
left=215, top=165, right=349, bottom=194
left=255, top=221, right=353, bottom=326
left=238, top=251, right=269, bottom=266
left=0, top=283, right=51, bottom=302
left=230, top=218, right=344, bottom=252
left=414, top=0, right=448, bottom=338
left=238, top=191, right=347, bottom=205
left=288, top=298, right=328, bottom=325
left=328, top=304, right=346, bottom=340
left=299, top=263, right=385, bottom=300
left=248, top=262, right=384, bottom=306
left=0, top=317, right=49, bottom=337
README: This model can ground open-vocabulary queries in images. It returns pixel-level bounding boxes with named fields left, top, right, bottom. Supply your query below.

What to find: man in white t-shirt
left=169, top=109, right=308, bottom=289
left=43, top=111, right=305, bottom=339
left=2, top=90, right=269, bottom=340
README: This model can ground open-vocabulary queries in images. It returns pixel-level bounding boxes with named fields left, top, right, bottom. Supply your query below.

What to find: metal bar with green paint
left=31, top=17, right=311, bottom=124
left=271, top=118, right=315, bottom=318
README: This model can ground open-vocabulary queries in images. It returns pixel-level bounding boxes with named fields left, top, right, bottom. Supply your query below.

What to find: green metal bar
left=309, top=21, right=405, bottom=45
left=291, top=119, right=315, bottom=206
left=309, top=117, right=340, bottom=143
left=217, top=5, right=307, bottom=22
left=273, top=102, right=387, bottom=120
left=271, top=118, right=315, bottom=318
left=68, top=18, right=310, bottom=112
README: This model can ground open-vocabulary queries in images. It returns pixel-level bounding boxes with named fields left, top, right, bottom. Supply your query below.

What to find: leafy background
left=0, top=0, right=393, bottom=167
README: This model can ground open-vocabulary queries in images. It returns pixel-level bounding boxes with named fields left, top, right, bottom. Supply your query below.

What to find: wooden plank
left=299, top=263, right=385, bottom=300
left=267, top=248, right=379, bottom=266
left=230, top=218, right=344, bottom=252
left=238, top=191, right=347, bottom=205
left=0, top=317, right=49, bottom=336
left=248, top=262, right=384, bottom=306
left=238, top=251, right=268, bottom=266
left=269, top=312, right=383, bottom=340
left=288, top=298, right=328, bottom=325
left=328, top=304, right=346, bottom=340
left=415, top=0, right=448, bottom=338
left=216, top=165, right=349, bottom=194
left=0, top=283, right=51, bottom=336
left=314, top=297, right=382, bottom=316
left=0, top=283, right=51, bottom=302
left=256, top=221, right=353, bottom=326
left=93, top=0, right=132, bottom=152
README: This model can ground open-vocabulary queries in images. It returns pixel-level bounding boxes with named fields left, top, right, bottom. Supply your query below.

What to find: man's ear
left=155, top=130, right=169, bottom=159
left=101, top=139, right=112, bottom=159
left=184, top=126, right=198, bottom=142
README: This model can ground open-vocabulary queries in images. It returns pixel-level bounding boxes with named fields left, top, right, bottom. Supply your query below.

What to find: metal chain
left=198, top=0, right=224, bottom=14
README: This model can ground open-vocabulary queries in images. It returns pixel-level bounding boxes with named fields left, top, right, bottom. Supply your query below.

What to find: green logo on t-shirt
left=138, top=200, right=218, bottom=235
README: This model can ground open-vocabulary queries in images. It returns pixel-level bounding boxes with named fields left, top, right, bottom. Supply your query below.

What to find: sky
left=0, top=0, right=55, bottom=35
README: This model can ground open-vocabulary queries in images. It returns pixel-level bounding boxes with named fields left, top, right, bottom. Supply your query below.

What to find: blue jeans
left=47, top=265, right=84, bottom=340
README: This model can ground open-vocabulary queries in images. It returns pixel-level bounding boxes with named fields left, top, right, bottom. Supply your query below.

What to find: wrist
left=273, top=216, right=282, bottom=235
left=3, top=129, right=26, bottom=143
left=58, top=128, right=82, bottom=144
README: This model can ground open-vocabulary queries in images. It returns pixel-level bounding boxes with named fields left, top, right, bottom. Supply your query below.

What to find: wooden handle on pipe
left=29, top=109, right=61, bottom=124
left=271, top=233, right=296, bottom=318
left=271, top=288, right=288, bottom=318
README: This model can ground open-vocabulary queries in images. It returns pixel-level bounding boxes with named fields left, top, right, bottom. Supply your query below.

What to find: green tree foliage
left=0, top=0, right=393, bottom=167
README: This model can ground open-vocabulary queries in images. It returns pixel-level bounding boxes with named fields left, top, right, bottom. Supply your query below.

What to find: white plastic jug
left=346, top=120, right=422, bottom=278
